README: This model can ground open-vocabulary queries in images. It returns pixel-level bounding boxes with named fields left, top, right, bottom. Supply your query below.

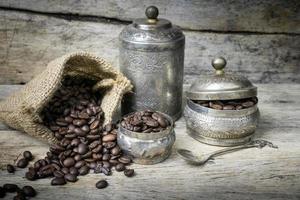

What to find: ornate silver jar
left=184, top=57, right=259, bottom=146
left=119, top=6, right=185, bottom=120
left=117, top=112, right=175, bottom=165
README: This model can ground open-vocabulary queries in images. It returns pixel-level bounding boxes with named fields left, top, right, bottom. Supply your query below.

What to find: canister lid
left=186, top=57, right=257, bottom=100
left=119, top=6, right=184, bottom=44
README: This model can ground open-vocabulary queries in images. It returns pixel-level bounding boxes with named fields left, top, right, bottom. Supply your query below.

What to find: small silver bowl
left=184, top=99, right=260, bottom=146
left=117, top=112, right=175, bottom=165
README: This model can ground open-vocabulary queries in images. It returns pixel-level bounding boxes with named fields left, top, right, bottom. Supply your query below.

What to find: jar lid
left=186, top=57, right=257, bottom=100
left=119, top=6, right=184, bottom=44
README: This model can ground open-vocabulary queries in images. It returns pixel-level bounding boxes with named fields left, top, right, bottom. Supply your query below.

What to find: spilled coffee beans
left=121, top=110, right=170, bottom=133
left=23, top=77, right=133, bottom=189
left=194, top=97, right=258, bottom=110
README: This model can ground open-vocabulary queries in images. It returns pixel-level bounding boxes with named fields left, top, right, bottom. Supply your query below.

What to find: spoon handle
left=207, top=144, right=259, bottom=160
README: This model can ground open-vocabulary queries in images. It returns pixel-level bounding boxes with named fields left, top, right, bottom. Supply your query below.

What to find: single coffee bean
left=115, top=163, right=125, bottom=172
left=53, top=170, right=65, bottom=178
left=78, top=165, right=90, bottom=175
left=23, top=151, right=33, bottom=161
left=111, top=146, right=121, bottom=156
left=25, top=171, right=37, bottom=181
left=51, top=177, right=66, bottom=185
left=81, top=125, right=90, bottom=133
left=74, top=160, right=86, bottom=169
left=71, top=138, right=80, bottom=146
left=223, top=105, right=235, bottom=110
left=236, top=105, right=243, bottom=110
left=74, top=154, right=82, bottom=161
left=118, top=156, right=132, bottom=164
left=102, top=134, right=117, bottom=142
left=61, top=167, right=69, bottom=174
left=69, top=167, right=79, bottom=176
left=242, top=101, right=254, bottom=108
left=17, top=158, right=29, bottom=168
left=3, top=184, right=18, bottom=192
left=0, top=186, right=5, bottom=198
left=63, top=157, right=75, bottom=168
left=64, top=174, right=78, bottom=182
left=90, top=120, right=100, bottom=130
left=13, top=194, right=26, bottom=200
left=22, top=186, right=36, bottom=197
left=95, top=180, right=108, bottom=189
left=74, top=128, right=86, bottom=137
left=78, top=143, right=88, bottom=155
left=124, top=169, right=135, bottom=177
left=209, top=102, right=223, bottom=110
left=73, top=119, right=87, bottom=126
left=7, top=164, right=15, bottom=173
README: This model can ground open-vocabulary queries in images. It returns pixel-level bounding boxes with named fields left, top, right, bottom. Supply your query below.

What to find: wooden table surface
left=0, top=84, right=299, bottom=200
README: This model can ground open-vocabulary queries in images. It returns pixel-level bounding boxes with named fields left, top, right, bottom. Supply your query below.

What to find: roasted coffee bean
left=103, top=142, right=115, bottom=149
left=3, top=184, right=18, bottom=192
left=118, top=156, right=132, bottom=164
left=115, top=163, right=125, bottom=172
left=95, top=180, right=108, bottom=189
left=22, top=186, right=36, bottom=197
left=7, top=164, right=15, bottom=173
left=69, top=167, right=79, bottom=176
left=17, top=158, right=29, bottom=168
left=73, top=119, right=86, bottom=127
left=0, top=186, right=5, bottom=198
left=111, top=146, right=121, bottom=156
left=124, top=169, right=135, bottom=177
left=88, top=162, right=97, bottom=169
left=89, top=141, right=101, bottom=149
left=71, top=138, right=80, bottom=146
left=53, top=170, right=65, bottom=178
left=101, top=167, right=111, bottom=176
left=63, top=157, right=75, bottom=168
left=25, top=171, right=37, bottom=181
left=74, top=154, right=82, bottom=161
left=64, top=174, right=78, bottom=182
left=78, top=165, right=90, bottom=175
left=194, top=97, right=257, bottom=110
left=102, top=161, right=111, bottom=169
left=223, top=105, right=235, bottom=110
left=75, top=160, right=86, bottom=169
left=90, top=120, right=100, bottom=129
left=242, top=101, right=254, bottom=108
left=236, top=105, right=243, bottom=110
left=81, top=125, right=90, bottom=133
left=78, top=143, right=88, bottom=155
left=61, top=167, right=69, bottom=174
left=23, top=151, right=33, bottom=161
left=102, top=134, right=117, bottom=142
left=13, top=194, right=27, bottom=200
left=51, top=177, right=66, bottom=185
left=102, top=154, right=111, bottom=161
left=209, top=102, right=223, bottom=110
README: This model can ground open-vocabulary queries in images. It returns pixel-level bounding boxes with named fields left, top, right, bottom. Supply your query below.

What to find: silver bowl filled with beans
left=184, top=57, right=260, bottom=146
left=117, top=110, right=175, bottom=165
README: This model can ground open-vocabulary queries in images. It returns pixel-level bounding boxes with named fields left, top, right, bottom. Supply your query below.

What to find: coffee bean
left=74, top=160, right=86, bottom=169
left=124, top=169, right=135, bottom=177
left=236, top=105, right=243, bottom=110
left=64, top=174, right=78, bottom=182
left=3, top=184, right=18, bottom=192
left=90, top=120, right=100, bottom=130
left=61, top=167, right=69, bottom=174
left=23, top=151, right=33, bottom=161
left=78, top=143, right=88, bottom=155
left=95, top=180, right=108, bottom=189
left=118, top=156, right=132, bottom=164
left=7, top=164, right=15, bottom=173
left=194, top=97, right=257, bottom=110
left=223, top=105, right=235, bottom=110
left=22, top=186, right=36, bottom=197
left=74, top=128, right=86, bottom=137
left=17, top=158, right=28, bottom=168
left=0, top=186, right=5, bottom=198
left=13, top=194, right=27, bottom=200
left=71, top=138, right=80, bottom=146
left=63, top=157, right=75, bottom=168
left=73, top=119, right=86, bottom=126
left=81, top=125, right=90, bottom=133
left=25, top=171, right=37, bottom=181
left=74, top=154, right=82, bottom=161
left=242, top=101, right=254, bottom=108
left=78, top=165, right=90, bottom=175
left=51, top=177, right=66, bottom=185
left=102, top=134, right=116, bottom=142
left=69, top=167, right=79, bottom=176
left=53, top=170, right=65, bottom=178
left=111, top=146, right=121, bottom=156
left=209, top=102, right=223, bottom=110
left=115, top=163, right=125, bottom=172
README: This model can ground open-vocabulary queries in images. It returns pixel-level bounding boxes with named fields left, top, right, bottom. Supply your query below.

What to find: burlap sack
left=0, top=52, right=132, bottom=144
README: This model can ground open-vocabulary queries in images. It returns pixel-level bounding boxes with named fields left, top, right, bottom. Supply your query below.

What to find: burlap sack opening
left=0, top=52, right=132, bottom=144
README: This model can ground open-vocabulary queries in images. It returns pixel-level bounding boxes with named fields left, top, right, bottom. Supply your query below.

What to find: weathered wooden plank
left=0, top=10, right=299, bottom=85
left=0, top=0, right=300, bottom=34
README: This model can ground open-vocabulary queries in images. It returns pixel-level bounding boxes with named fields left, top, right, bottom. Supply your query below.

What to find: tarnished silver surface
left=117, top=112, right=176, bottom=165
left=119, top=6, right=185, bottom=120
left=184, top=99, right=260, bottom=146
left=186, top=57, right=257, bottom=100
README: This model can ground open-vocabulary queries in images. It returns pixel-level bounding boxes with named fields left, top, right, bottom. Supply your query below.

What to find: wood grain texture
left=1, top=0, right=300, bottom=33
left=0, top=10, right=299, bottom=85
left=0, top=84, right=300, bottom=200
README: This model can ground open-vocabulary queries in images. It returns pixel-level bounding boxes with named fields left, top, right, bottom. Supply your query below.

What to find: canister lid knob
left=212, top=57, right=226, bottom=75
left=146, top=6, right=159, bottom=23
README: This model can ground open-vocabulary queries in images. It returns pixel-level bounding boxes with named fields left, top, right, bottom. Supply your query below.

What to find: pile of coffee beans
left=194, top=97, right=258, bottom=110
left=121, top=110, right=170, bottom=133
left=0, top=184, right=36, bottom=199
left=23, top=77, right=134, bottom=188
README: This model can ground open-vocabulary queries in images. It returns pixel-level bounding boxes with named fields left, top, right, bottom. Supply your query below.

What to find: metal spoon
left=177, top=140, right=276, bottom=166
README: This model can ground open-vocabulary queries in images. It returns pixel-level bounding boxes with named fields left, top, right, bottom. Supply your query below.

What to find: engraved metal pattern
left=184, top=99, right=259, bottom=146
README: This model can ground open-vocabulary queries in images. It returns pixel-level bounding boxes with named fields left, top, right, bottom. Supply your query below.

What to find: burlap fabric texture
left=0, top=52, right=132, bottom=144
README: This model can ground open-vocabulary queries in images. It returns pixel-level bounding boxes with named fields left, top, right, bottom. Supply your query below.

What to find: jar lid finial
left=146, top=6, right=159, bottom=23
left=212, top=57, right=226, bottom=75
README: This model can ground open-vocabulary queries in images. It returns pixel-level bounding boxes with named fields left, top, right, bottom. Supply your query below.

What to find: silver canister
left=184, top=57, right=259, bottom=146
left=119, top=6, right=185, bottom=120
left=117, top=112, right=175, bottom=165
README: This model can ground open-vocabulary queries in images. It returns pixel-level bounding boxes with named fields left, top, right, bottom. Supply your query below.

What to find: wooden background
left=0, top=0, right=299, bottom=85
